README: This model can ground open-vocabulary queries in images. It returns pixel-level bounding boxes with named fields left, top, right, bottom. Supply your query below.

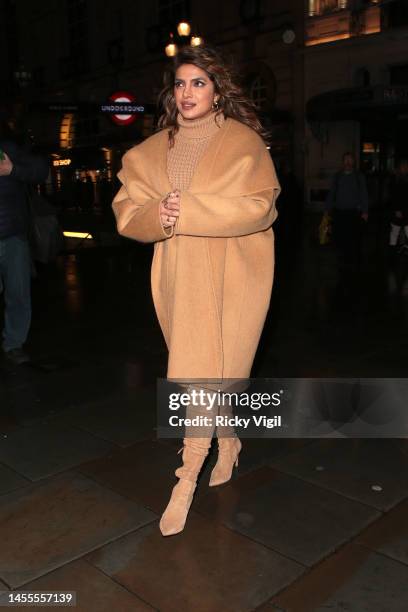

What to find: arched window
left=250, top=75, right=268, bottom=110
left=246, top=63, right=276, bottom=112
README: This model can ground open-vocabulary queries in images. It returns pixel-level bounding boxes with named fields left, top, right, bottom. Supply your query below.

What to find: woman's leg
left=210, top=396, right=241, bottom=487
left=160, top=397, right=214, bottom=536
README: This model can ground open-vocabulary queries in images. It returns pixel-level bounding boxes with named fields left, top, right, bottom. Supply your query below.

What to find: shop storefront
left=29, top=96, right=157, bottom=210
left=306, top=85, right=408, bottom=207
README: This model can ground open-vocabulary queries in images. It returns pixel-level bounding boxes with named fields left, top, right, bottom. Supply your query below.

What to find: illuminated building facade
left=0, top=0, right=305, bottom=198
left=304, top=0, right=408, bottom=208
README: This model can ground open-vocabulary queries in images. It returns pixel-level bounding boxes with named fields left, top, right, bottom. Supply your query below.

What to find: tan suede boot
left=160, top=438, right=212, bottom=536
left=209, top=437, right=242, bottom=487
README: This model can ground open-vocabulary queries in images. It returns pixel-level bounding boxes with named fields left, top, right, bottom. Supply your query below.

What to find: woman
left=112, top=45, right=280, bottom=536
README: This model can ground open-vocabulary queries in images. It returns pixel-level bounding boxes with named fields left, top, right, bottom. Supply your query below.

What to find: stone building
left=304, top=0, right=408, bottom=209
left=0, top=0, right=304, bottom=196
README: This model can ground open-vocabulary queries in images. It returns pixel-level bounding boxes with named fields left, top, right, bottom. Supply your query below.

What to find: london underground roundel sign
left=101, top=91, right=145, bottom=126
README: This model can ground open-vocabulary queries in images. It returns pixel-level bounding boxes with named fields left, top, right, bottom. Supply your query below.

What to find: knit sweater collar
left=176, top=111, right=225, bottom=140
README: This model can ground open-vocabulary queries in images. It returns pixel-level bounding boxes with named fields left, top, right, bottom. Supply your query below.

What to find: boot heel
left=209, top=438, right=242, bottom=487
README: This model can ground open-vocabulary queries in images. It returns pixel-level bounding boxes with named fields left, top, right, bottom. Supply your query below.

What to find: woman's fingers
left=161, top=215, right=177, bottom=227
left=165, top=197, right=180, bottom=209
left=160, top=203, right=179, bottom=217
left=160, top=190, right=180, bottom=227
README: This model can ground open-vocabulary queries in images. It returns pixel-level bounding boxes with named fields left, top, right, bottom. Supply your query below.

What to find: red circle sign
left=109, top=91, right=137, bottom=126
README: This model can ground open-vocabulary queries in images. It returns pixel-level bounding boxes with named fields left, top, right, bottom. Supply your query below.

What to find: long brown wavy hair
left=157, top=45, right=270, bottom=147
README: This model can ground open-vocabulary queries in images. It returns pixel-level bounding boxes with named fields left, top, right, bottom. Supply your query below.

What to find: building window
left=250, top=75, right=268, bottom=110
left=308, top=0, right=318, bottom=16
left=60, top=114, right=76, bottom=149
left=308, top=0, right=348, bottom=17
left=158, top=0, right=190, bottom=26
left=306, top=0, right=380, bottom=43
left=246, top=63, right=276, bottom=112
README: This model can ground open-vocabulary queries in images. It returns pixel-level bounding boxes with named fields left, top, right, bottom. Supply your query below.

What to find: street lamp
left=14, top=66, right=32, bottom=88
left=191, top=35, right=204, bottom=47
left=177, top=21, right=191, bottom=36
left=164, top=22, right=204, bottom=55
left=165, top=33, right=178, bottom=57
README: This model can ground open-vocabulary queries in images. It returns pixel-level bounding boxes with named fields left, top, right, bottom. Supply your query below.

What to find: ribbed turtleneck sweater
left=167, top=111, right=225, bottom=192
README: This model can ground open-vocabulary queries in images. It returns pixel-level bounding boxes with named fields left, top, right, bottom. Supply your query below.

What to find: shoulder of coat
left=122, top=129, right=168, bottom=163
left=225, top=118, right=264, bottom=147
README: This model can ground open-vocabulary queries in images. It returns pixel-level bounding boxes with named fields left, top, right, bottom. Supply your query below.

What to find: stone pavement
left=1, top=215, right=408, bottom=611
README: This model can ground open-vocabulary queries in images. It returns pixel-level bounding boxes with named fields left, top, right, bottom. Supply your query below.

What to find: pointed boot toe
left=159, top=479, right=197, bottom=536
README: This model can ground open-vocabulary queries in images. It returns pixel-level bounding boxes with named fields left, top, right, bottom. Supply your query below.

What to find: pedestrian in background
left=0, top=116, right=49, bottom=364
left=326, top=151, right=369, bottom=294
left=112, top=45, right=280, bottom=537
left=389, top=159, right=408, bottom=255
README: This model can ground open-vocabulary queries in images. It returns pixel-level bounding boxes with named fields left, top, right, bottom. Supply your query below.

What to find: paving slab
left=0, top=422, right=114, bottom=480
left=49, top=388, right=156, bottom=447
left=0, top=411, right=19, bottom=434
left=0, top=471, right=156, bottom=588
left=196, top=467, right=379, bottom=566
left=157, top=438, right=315, bottom=490
left=269, top=542, right=408, bottom=612
left=212, top=438, right=315, bottom=478
left=270, top=439, right=408, bottom=511
left=0, top=463, right=29, bottom=495
left=1, top=361, right=139, bottom=425
left=87, top=512, right=304, bottom=612
left=356, top=499, right=408, bottom=566
left=79, top=439, right=183, bottom=514
left=18, top=559, right=156, bottom=611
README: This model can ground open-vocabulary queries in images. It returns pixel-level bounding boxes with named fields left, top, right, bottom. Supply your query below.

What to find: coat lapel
left=189, top=118, right=232, bottom=192
left=156, top=129, right=174, bottom=195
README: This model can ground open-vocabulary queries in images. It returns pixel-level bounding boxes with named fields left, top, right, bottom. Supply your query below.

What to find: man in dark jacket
left=0, top=124, right=49, bottom=364
left=326, top=152, right=369, bottom=292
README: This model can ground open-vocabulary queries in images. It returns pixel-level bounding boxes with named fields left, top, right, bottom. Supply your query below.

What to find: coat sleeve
left=175, top=143, right=281, bottom=238
left=112, top=152, right=173, bottom=243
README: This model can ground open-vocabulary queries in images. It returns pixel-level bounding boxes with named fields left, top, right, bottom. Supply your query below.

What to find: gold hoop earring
left=212, top=99, right=219, bottom=110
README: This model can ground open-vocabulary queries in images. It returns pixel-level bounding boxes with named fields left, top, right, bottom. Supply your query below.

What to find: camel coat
left=112, top=117, right=281, bottom=380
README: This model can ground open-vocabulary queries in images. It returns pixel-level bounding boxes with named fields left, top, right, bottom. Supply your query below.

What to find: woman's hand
left=160, top=189, right=180, bottom=228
